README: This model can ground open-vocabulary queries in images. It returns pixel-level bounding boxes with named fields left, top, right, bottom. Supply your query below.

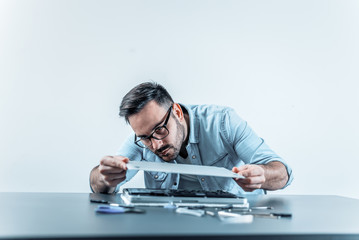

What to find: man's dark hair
left=119, top=82, right=174, bottom=124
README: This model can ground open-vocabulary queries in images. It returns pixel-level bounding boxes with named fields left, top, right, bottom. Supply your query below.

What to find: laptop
left=121, top=188, right=249, bottom=208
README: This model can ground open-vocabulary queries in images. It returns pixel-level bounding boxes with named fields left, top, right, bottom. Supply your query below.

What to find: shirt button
left=201, top=178, right=205, bottom=182
left=154, top=175, right=158, bottom=179
left=174, top=182, right=177, bottom=186
left=192, top=155, right=196, bottom=159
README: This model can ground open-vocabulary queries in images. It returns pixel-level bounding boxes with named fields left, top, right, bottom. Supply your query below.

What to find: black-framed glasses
left=134, top=106, right=172, bottom=148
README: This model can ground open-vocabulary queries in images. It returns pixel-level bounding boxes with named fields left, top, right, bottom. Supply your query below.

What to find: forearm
left=260, top=161, right=289, bottom=190
left=89, top=165, right=116, bottom=194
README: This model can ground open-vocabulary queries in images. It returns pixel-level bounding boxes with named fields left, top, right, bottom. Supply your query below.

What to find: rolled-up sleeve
left=222, top=108, right=293, bottom=189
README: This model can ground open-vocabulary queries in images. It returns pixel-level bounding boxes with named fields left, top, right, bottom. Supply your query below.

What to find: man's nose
left=151, top=138, right=163, bottom=150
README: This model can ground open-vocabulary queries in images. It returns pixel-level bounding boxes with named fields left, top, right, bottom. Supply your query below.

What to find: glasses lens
left=140, top=138, right=152, bottom=147
left=153, top=126, right=169, bottom=139
left=135, top=127, right=169, bottom=148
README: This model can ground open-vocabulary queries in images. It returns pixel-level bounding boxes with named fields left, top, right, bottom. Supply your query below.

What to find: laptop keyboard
left=125, top=188, right=238, bottom=198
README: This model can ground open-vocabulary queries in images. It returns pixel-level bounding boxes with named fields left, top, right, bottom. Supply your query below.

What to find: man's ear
left=172, top=103, right=184, bottom=120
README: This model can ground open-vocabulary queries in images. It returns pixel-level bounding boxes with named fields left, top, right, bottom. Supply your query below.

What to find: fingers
left=100, top=156, right=129, bottom=170
left=103, top=176, right=126, bottom=188
left=236, top=176, right=264, bottom=189
left=99, top=165, right=126, bottom=174
left=233, top=164, right=266, bottom=192
left=99, top=155, right=129, bottom=187
left=232, top=165, right=248, bottom=173
left=102, top=173, right=127, bottom=187
left=237, top=175, right=265, bottom=184
left=102, top=172, right=127, bottom=180
left=241, top=187, right=256, bottom=192
left=232, top=167, right=245, bottom=180
left=235, top=181, right=263, bottom=192
left=237, top=165, right=264, bottom=178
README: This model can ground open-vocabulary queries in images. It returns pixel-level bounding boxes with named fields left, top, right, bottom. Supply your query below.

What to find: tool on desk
left=205, top=210, right=216, bottom=217
left=218, top=210, right=292, bottom=219
left=217, top=211, right=254, bottom=223
left=90, top=199, right=135, bottom=208
left=226, top=206, right=272, bottom=212
left=227, top=208, right=252, bottom=213
left=246, top=213, right=292, bottom=219
left=95, top=205, right=145, bottom=214
left=163, top=202, right=177, bottom=209
left=186, top=207, right=216, bottom=217
left=175, top=207, right=205, bottom=217
left=90, top=199, right=109, bottom=204
left=250, top=206, right=273, bottom=210
left=218, top=211, right=247, bottom=218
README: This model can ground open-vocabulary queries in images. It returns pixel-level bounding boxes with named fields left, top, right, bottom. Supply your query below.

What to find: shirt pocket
left=144, top=171, right=168, bottom=189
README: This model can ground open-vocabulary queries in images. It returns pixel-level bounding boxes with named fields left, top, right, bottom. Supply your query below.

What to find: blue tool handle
left=95, top=205, right=126, bottom=213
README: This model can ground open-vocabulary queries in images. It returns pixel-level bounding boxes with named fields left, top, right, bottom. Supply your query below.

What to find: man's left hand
left=232, top=165, right=266, bottom=192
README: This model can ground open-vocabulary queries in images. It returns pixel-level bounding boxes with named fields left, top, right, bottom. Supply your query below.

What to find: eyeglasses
left=134, top=106, right=172, bottom=148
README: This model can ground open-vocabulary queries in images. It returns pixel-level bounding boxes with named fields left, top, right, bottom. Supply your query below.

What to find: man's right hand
left=99, top=155, right=129, bottom=187
left=90, top=156, right=129, bottom=193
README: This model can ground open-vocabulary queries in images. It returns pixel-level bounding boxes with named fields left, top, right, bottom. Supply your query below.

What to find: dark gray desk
left=1, top=193, right=359, bottom=240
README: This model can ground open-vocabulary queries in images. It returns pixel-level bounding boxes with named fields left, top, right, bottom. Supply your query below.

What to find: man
left=90, top=82, right=293, bottom=195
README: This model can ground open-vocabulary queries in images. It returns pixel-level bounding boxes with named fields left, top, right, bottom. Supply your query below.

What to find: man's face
left=128, top=101, right=185, bottom=162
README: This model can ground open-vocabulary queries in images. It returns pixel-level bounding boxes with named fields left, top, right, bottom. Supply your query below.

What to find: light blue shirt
left=116, top=104, right=293, bottom=196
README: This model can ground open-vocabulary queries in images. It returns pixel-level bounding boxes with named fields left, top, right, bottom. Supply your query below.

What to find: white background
left=0, top=0, right=358, bottom=198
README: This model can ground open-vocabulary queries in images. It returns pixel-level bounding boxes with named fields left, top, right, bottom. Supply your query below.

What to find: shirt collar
left=179, top=103, right=199, bottom=144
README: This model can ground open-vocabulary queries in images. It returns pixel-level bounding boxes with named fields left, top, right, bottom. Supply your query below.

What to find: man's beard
left=154, top=119, right=185, bottom=161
